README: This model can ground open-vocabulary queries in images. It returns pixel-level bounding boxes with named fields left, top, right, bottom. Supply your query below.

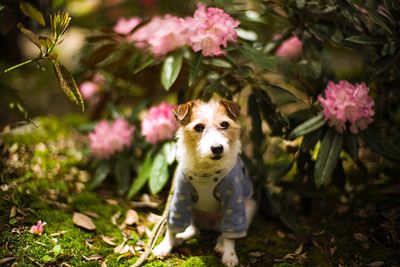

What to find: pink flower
left=318, top=80, right=375, bottom=134
left=130, top=15, right=187, bottom=56
left=275, top=36, right=303, bottom=59
left=30, top=220, right=47, bottom=235
left=79, top=81, right=99, bottom=100
left=141, top=103, right=178, bottom=144
left=89, top=118, right=135, bottom=159
left=114, top=17, right=141, bottom=35
left=182, top=3, right=239, bottom=56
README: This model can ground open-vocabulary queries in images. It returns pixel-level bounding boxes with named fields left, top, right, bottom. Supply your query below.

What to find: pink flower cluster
left=130, top=15, right=187, bottom=56
left=79, top=73, right=105, bottom=100
left=275, top=35, right=303, bottom=59
left=141, top=103, right=178, bottom=144
left=89, top=119, right=135, bottom=159
left=114, top=17, right=141, bottom=35
left=122, top=3, right=239, bottom=57
left=318, top=80, right=375, bottom=134
left=183, top=3, right=240, bottom=56
left=30, top=220, right=47, bottom=235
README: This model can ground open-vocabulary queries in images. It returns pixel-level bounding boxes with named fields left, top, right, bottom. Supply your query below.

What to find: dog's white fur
left=153, top=100, right=257, bottom=267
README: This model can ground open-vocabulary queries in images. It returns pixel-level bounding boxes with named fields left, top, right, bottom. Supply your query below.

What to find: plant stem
left=1, top=59, right=36, bottom=75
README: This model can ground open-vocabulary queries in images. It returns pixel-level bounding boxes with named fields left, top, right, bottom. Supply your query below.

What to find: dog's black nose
left=211, top=145, right=224, bottom=155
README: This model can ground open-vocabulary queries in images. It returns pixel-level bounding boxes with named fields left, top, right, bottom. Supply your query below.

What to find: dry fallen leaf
left=247, top=251, right=265, bottom=257
left=367, top=261, right=384, bottom=267
left=146, top=213, right=162, bottom=224
left=353, top=233, right=368, bottom=242
left=10, top=206, right=17, bottom=218
left=83, top=254, right=103, bottom=261
left=276, top=230, right=286, bottom=238
left=101, top=260, right=107, bottom=267
left=106, top=199, right=118, bottom=206
left=50, top=230, right=67, bottom=237
left=73, top=212, right=96, bottom=231
left=0, top=257, right=17, bottom=265
left=136, top=225, right=148, bottom=237
left=114, top=243, right=130, bottom=254
left=101, top=235, right=116, bottom=246
left=111, top=211, right=121, bottom=226
left=124, top=209, right=139, bottom=225
left=294, top=243, right=303, bottom=255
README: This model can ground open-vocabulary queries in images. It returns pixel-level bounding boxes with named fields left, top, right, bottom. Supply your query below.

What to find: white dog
left=153, top=99, right=257, bottom=267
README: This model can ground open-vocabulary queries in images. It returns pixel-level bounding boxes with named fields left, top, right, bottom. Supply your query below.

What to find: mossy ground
left=1, top=117, right=399, bottom=266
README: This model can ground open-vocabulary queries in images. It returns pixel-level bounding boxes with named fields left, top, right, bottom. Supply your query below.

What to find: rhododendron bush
left=2, top=0, right=400, bottom=233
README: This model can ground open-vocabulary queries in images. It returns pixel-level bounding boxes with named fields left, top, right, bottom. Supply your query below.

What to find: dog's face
left=174, top=99, right=241, bottom=166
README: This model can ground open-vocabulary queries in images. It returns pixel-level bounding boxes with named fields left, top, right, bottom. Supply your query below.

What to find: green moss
left=178, top=255, right=222, bottom=267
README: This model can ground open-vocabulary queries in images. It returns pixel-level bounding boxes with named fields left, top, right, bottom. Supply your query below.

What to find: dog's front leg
left=152, top=228, right=176, bottom=257
left=221, top=237, right=238, bottom=267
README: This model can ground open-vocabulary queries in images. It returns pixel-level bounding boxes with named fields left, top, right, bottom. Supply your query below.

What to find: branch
left=131, top=174, right=176, bottom=267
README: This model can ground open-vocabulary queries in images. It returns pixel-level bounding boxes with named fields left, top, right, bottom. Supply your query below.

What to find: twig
left=130, top=177, right=175, bottom=267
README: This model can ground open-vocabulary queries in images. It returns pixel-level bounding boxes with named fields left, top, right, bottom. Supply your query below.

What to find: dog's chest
left=185, top=170, right=227, bottom=212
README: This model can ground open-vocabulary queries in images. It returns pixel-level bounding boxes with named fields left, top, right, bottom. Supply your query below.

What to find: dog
left=152, top=99, right=257, bottom=267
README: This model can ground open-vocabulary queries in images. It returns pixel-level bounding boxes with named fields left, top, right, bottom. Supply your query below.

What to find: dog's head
left=173, top=99, right=241, bottom=168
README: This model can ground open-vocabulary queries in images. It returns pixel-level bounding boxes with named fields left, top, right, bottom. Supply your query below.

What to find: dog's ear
left=221, top=100, right=240, bottom=120
left=173, top=101, right=194, bottom=125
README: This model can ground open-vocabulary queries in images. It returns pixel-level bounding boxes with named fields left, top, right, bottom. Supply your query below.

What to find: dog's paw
left=221, top=251, right=239, bottom=267
left=214, top=240, right=224, bottom=254
left=152, top=241, right=172, bottom=258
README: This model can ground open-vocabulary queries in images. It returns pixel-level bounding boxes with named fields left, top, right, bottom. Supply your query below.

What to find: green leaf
left=203, top=80, right=232, bottom=100
left=51, top=61, right=85, bottom=111
left=234, top=43, right=278, bottom=72
left=42, top=255, right=52, bottom=262
left=88, top=162, right=111, bottom=190
left=52, top=244, right=62, bottom=256
left=344, top=132, right=358, bottom=161
left=163, top=142, right=177, bottom=165
left=359, top=128, right=400, bottom=162
left=17, top=23, right=41, bottom=49
left=161, top=53, right=183, bottom=91
left=0, top=83, right=32, bottom=123
left=189, top=52, right=202, bottom=86
left=345, top=35, right=384, bottom=45
left=149, top=151, right=169, bottom=195
left=248, top=93, right=263, bottom=147
left=20, top=2, right=45, bottom=26
left=288, top=114, right=325, bottom=140
left=115, top=156, right=131, bottom=195
left=81, top=43, right=117, bottom=66
left=127, top=151, right=153, bottom=199
left=301, top=128, right=322, bottom=152
left=314, top=129, right=343, bottom=187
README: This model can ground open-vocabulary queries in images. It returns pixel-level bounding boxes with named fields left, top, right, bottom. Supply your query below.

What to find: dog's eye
left=194, top=124, right=205, bottom=132
left=220, top=121, right=230, bottom=129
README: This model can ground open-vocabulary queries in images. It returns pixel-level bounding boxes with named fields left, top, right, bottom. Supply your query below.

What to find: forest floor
left=1, top=117, right=399, bottom=267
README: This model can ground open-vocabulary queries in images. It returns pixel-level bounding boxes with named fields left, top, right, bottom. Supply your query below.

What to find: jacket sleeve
left=168, top=172, right=194, bottom=233
left=217, top=175, right=248, bottom=239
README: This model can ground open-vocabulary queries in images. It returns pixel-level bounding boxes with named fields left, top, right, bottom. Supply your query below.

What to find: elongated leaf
left=88, top=162, right=111, bottom=190
left=189, top=52, right=202, bottom=86
left=344, top=132, right=358, bottom=161
left=234, top=43, right=278, bottom=72
left=0, top=83, right=31, bottom=123
left=82, top=43, right=117, bottom=66
left=127, top=152, right=153, bottom=199
left=163, top=142, right=177, bottom=165
left=248, top=94, right=263, bottom=148
left=161, top=53, right=182, bottom=91
left=314, top=129, right=343, bottom=187
left=345, top=35, right=384, bottom=45
left=301, top=128, right=322, bottom=152
left=52, top=61, right=85, bottom=111
left=288, top=114, right=325, bottom=140
left=115, top=156, right=130, bottom=195
left=149, top=151, right=169, bottom=195
left=203, top=80, right=232, bottom=100
left=17, top=23, right=41, bottom=49
left=359, top=128, right=400, bottom=162
left=20, top=2, right=45, bottom=26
